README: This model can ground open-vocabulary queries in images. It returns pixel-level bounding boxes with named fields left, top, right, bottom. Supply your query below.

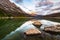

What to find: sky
left=9, top=0, right=35, bottom=14
left=10, top=0, right=60, bottom=16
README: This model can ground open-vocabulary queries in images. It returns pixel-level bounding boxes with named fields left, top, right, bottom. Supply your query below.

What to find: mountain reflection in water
left=2, top=19, right=60, bottom=40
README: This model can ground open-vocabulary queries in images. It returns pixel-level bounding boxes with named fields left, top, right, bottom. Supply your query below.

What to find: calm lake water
left=0, top=18, right=60, bottom=40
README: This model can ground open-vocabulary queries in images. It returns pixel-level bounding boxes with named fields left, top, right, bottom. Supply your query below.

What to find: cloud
left=9, top=0, right=60, bottom=15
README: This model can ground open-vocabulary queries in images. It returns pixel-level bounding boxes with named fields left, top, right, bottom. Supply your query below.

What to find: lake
left=0, top=18, right=30, bottom=40
left=0, top=18, right=60, bottom=40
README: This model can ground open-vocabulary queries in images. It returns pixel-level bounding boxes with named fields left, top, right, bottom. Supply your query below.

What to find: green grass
left=0, top=8, right=13, bottom=17
left=0, top=9, right=6, bottom=17
left=0, top=8, right=30, bottom=17
left=0, top=18, right=29, bottom=40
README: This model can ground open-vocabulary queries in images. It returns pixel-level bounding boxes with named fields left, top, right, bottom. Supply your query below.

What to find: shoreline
left=0, top=17, right=33, bottom=19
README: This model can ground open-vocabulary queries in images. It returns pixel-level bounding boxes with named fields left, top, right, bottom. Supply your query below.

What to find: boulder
left=44, top=25, right=60, bottom=33
left=24, top=28, right=41, bottom=36
left=32, top=21, right=42, bottom=28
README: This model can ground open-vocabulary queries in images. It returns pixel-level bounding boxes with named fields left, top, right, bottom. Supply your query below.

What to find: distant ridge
left=43, top=13, right=60, bottom=17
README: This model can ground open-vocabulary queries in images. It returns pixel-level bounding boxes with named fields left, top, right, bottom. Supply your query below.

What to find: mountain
left=43, top=13, right=60, bottom=17
left=33, top=13, right=60, bottom=18
left=0, top=0, right=31, bottom=17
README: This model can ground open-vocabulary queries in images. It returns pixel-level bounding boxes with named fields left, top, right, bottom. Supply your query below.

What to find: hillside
left=0, top=0, right=31, bottom=17
left=43, top=13, right=60, bottom=17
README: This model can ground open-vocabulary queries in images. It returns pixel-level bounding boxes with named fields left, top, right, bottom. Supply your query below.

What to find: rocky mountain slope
left=0, top=0, right=31, bottom=17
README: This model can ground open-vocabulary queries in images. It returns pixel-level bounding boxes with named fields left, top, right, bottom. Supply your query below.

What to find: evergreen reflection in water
left=2, top=19, right=60, bottom=40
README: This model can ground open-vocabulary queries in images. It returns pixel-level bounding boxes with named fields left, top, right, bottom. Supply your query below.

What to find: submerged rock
left=24, top=28, right=41, bottom=36
left=24, top=28, right=42, bottom=40
left=32, top=20, right=42, bottom=28
left=44, top=25, right=60, bottom=34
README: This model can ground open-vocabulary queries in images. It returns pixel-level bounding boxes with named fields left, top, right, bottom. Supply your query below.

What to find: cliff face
left=0, top=0, right=30, bottom=17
